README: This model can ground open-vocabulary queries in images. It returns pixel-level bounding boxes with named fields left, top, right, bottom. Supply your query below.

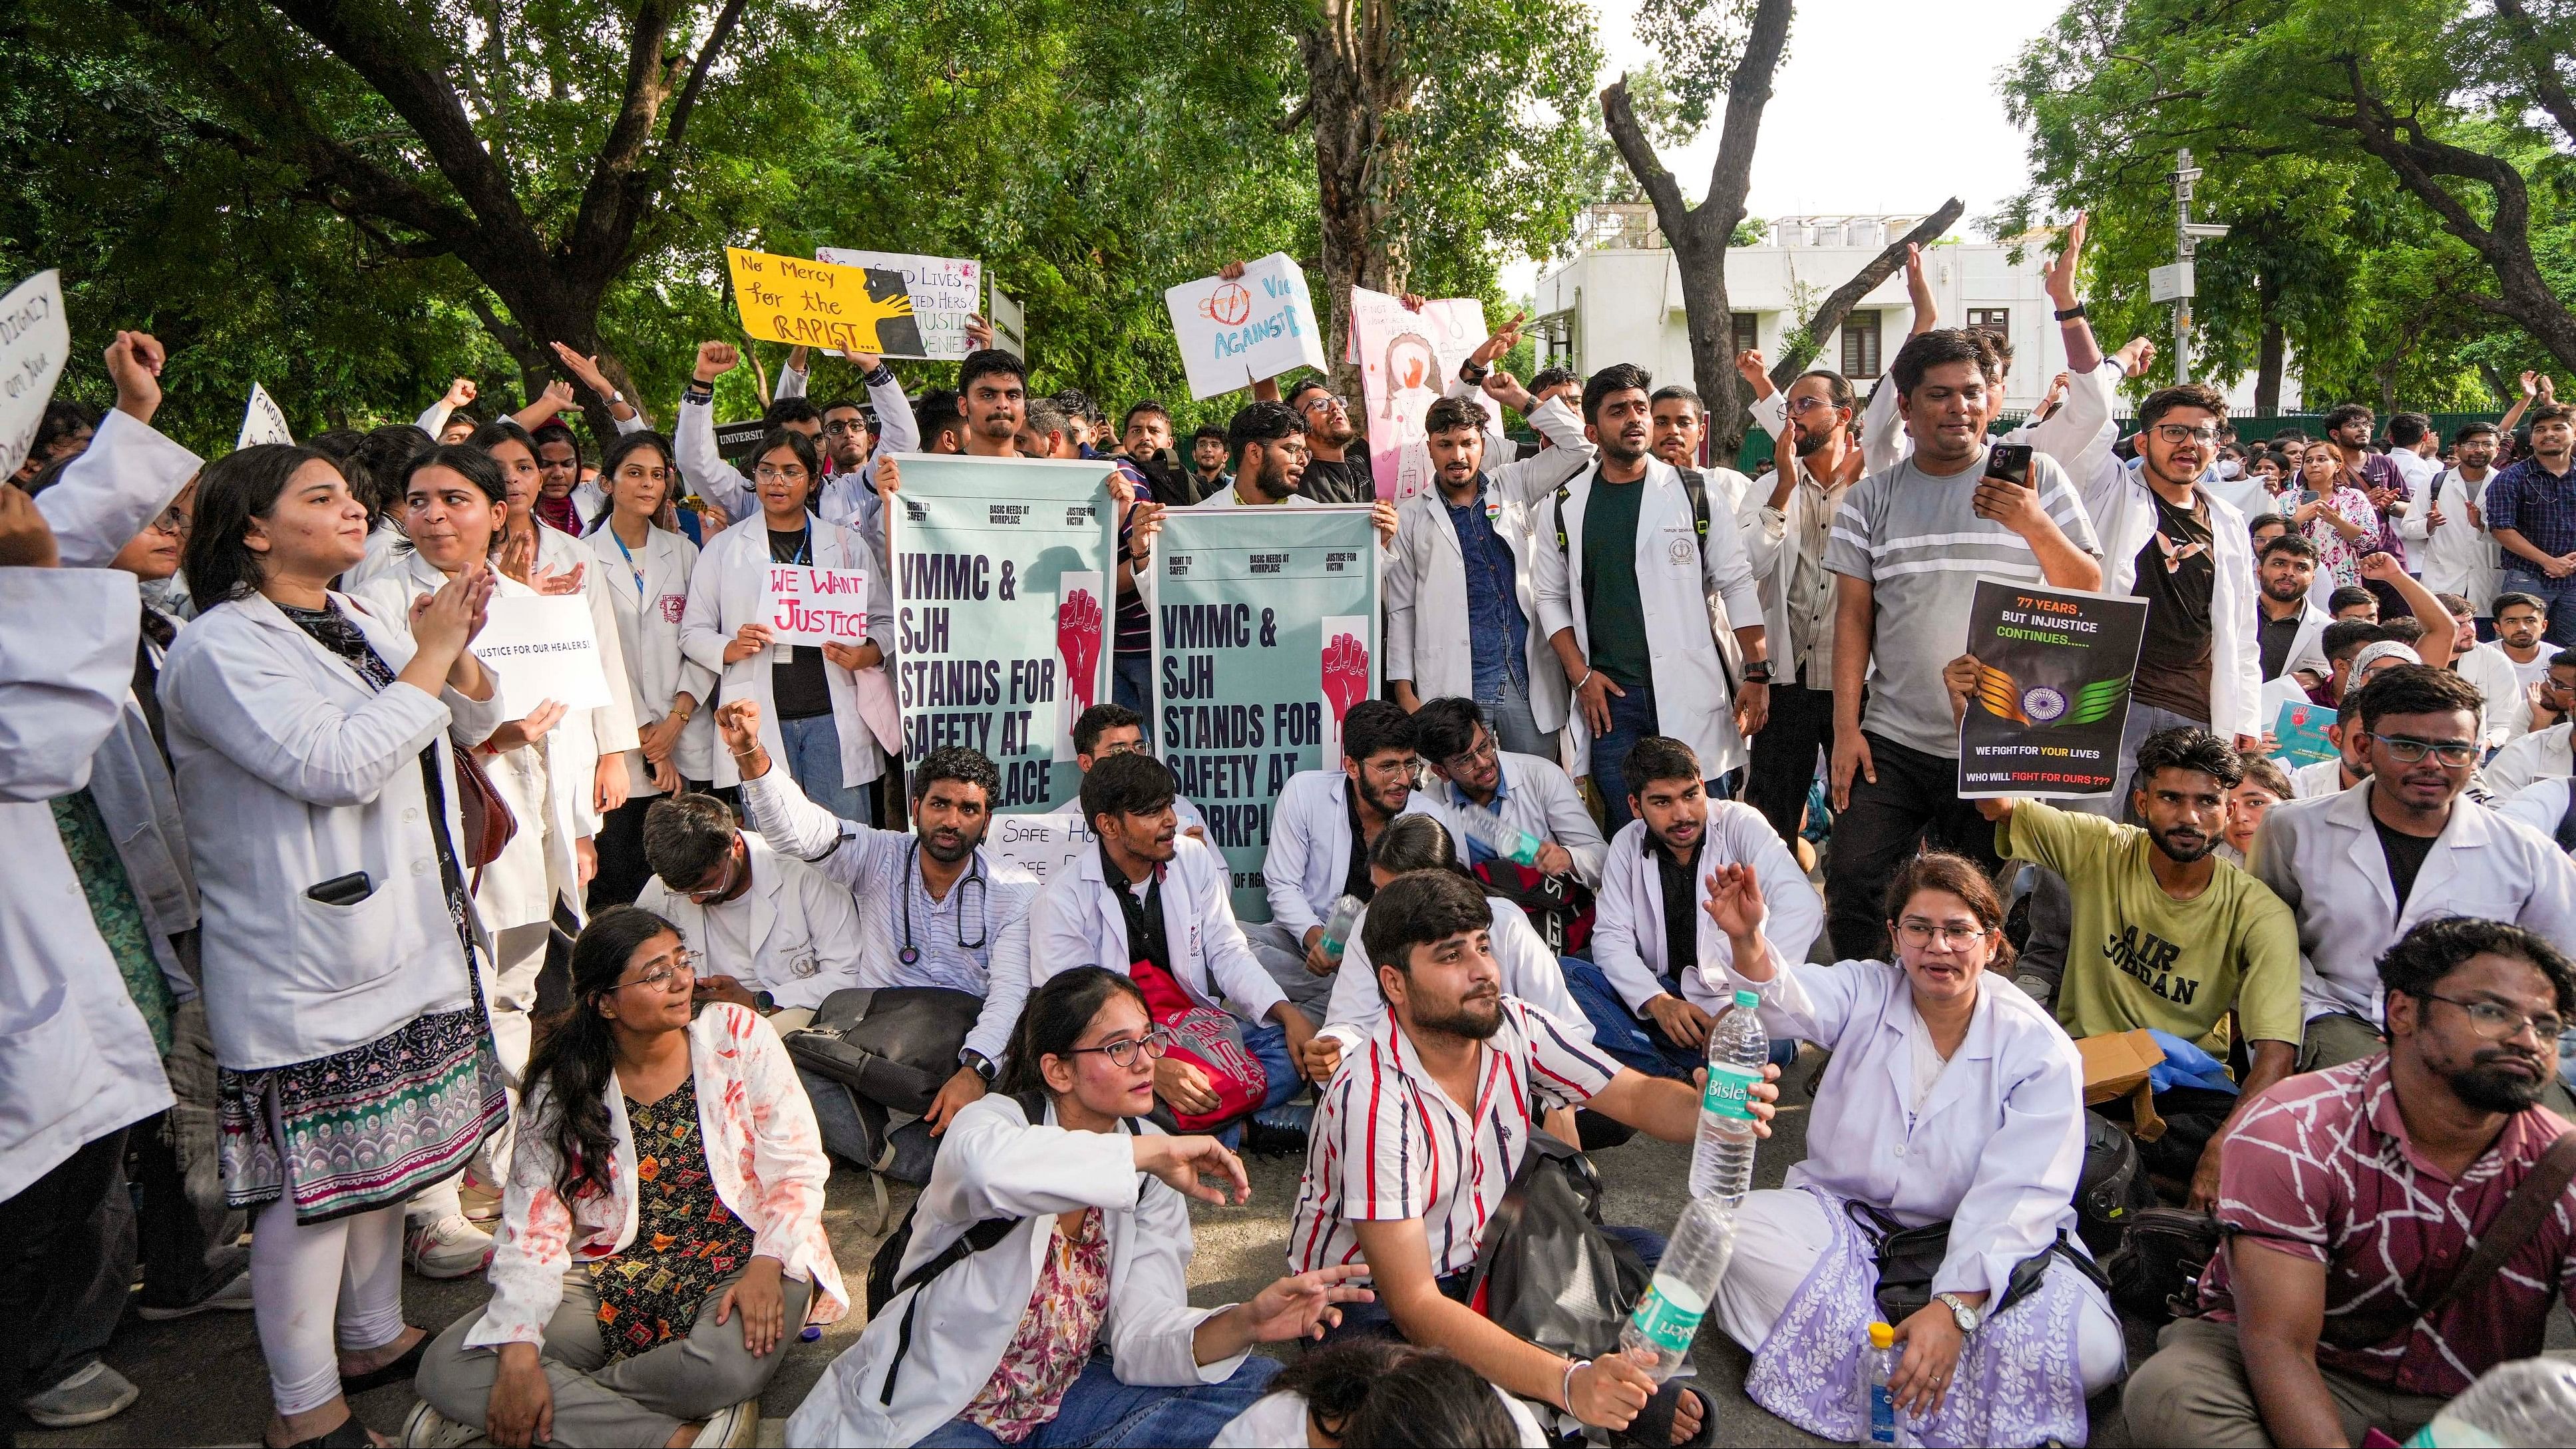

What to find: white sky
left=1503, top=0, right=2070, bottom=296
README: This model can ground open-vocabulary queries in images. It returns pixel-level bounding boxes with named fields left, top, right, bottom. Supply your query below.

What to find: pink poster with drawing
left=1348, top=288, right=1497, bottom=504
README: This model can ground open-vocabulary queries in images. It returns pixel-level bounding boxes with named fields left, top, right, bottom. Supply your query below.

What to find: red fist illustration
left=1321, top=631, right=1371, bottom=731
left=1058, top=588, right=1103, bottom=713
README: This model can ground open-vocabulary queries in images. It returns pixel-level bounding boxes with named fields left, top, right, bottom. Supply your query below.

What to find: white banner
left=473, top=594, right=613, bottom=718
left=1164, top=253, right=1327, bottom=401
left=815, top=248, right=983, bottom=360
left=237, top=382, right=293, bottom=449
left=0, top=270, right=71, bottom=480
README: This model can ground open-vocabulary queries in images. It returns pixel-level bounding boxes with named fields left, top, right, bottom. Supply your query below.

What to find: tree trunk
left=1297, top=3, right=1413, bottom=401
left=2256, top=315, right=2285, bottom=415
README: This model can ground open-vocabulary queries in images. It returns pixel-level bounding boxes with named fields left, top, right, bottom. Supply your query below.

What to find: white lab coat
left=2484, top=721, right=2573, bottom=799
left=2262, top=600, right=2334, bottom=685
left=636, top=833, right=867, bottom=1012
left=1530, top=455, right=1766, bottom=777
left=2252, top=779, right=2576, bottom=1022
left=586, top=520, right=719, bottom=793
left=1734, top=953, right=2092, bottom=1301
left=85, top=656, right=200, bottom=999
left=1025, top=833, right=1288, bottom=1023
left=0, top=568, right=175, bottom=1187
left=681, top=513, right=894, bottom=791
left=785, top=1094, right=1244, bottom=1448
left=674, top=371, right=917, bottom=528
left=1407, top=750, right=1608, bottom=889
left=2495, top=777, right=2576, bottom=841
left=532, top=522, right=642, bottom=842
left=33, top=409, right=202, bottom=570
left=1591, top=807, right=1824, bottom=1017
left=161, top=589, right=505, bottom=1070
left=2458, top=642, right=2534, bottom=743
left=2091, top=468, right=2263, bottom=740
left=2406, top=467, right=2503, bottom=610
left=1264, top=769, right=1374, bottom=938
left=1316, top=895, right=1587, bottom=1055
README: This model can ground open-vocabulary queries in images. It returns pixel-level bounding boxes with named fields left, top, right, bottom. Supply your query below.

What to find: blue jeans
left=1561, top=958, right=1797, bottom=1078
left=1478, top=670, right=1552, bottom=759
left=1113, top=648, right=1151, bottom=716
left=1589, top=680, right=1661, bottom=835
left=2502, top=570, right=2576, bottom=648
left=909, top=1352, right=1280, bottom=1447
left=779, top=712, right=875, bottom=825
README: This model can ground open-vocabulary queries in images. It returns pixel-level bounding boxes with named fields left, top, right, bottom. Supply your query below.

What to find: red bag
left=1128, top=956, right=1268, bottom=1132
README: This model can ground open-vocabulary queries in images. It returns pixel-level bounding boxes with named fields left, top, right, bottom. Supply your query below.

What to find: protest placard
left=1955, top=578, right=2147, bottom=799
left=472, top=593, right=614, bottom=718
left=816, top=248, right=982, bottom=360
left=2271, top=698, right=2338, bottom=768
left=761, top=564, right=873, bottom=646
left=0, top=270, right=70, bottom=480
left=1348, top=288, right=1495, bottom=503
left=1151, top=505, right=1381, bottom=921
left=984, top=811, right=1097, bottom=889
left=1163, top=254, right=1327, bottom=401
left=725, top=246, right=927, bottom=358
left=237, top=383, right=293, bottom=448
left=888, top=454, right=1119, bottom=811
left=989, top=282, right=1027, bottom=359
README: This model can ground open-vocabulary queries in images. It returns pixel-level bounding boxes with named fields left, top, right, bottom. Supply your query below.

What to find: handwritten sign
left=473, top=594, right=614, bottom=718
left=238, top=383, right=293, bottom=449
left=1163, top=253, right=1327, bottom=401
left=1349, top=289, right=1495, bottom=503
left=816, top=248, right=981, bottom=360
left=0, top=270, right=71, bottom=479
left=725, top=246, right=926, bottom=358
left=762, top=564, right=874, bottom=646
left=986, top=811, right=1098, bottom=888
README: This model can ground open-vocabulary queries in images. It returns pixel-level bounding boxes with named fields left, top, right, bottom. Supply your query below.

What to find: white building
left=1528, top=204, right=2284, bottom=419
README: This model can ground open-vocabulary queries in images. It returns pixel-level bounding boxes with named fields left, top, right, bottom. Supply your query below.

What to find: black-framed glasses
left=824, top=419, right=870, bottom=435
left=1299, top=393, right=1348, bottom=415
left=2150, top=423, right=2221, bottom=445
left=616, top=948, right=697, bottom=994
left=1067, top=1026, right=1175, bottom=1069
left=2366, top=733, right=2478, bottom=767
left=2420, top=992, right=2565, bottom=1044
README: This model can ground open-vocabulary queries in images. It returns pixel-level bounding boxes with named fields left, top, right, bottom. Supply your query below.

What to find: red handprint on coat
left=1321, top=631, right=1371, bottom=733
left=1058, top=588, right=1103, bottom=714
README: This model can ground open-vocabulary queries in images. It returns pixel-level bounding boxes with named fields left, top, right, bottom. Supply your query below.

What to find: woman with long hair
left=160, top=443, right=507, bottom=1448
left=1700, top=852, right=2123, bottom=1447
left=2292, top=440, right=2376, bottom=587
left=1212, top=1339, right=1541, bottom=1448
left=789, top=966, right=1372, bottom=1447
left=412, top=906, right=842, bottom=1449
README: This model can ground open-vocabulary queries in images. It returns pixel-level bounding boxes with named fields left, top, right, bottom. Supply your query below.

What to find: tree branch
left=1276, top=95, right=1314, bottom=132
left=1599, top=76, right=1690, bottom=236
left=1698, top=0, right=1797, bottom=238
left=661, top=0, right=749, bottom=162
left=1770, top=200, right=1966, bottom=384
left=2491, top=0, right=2576, bottom=144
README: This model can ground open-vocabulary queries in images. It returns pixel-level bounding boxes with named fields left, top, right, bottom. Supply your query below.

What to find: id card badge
left=773, top=642, right=795, bottom=664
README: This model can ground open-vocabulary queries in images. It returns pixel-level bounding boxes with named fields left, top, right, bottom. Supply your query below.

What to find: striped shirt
left=1824, top=453, right=2103, bottom=757
left=1287, top=997, right=1619, bottom=1282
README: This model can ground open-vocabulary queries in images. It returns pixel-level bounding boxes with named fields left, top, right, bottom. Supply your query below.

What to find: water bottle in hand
left=1692, top=988, right=1767, bottom=1205
left=1318, top=895, right=1364, bottom=964
left=1620, top=1196, right=1736, bottom=1382
left=2410, top=1356, right=2576, bottom=1446
left=1453, top=807, right=1546, bottom=869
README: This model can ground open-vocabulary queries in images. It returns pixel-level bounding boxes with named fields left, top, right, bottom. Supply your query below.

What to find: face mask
left=2218, top=460, right=2244, bottom=479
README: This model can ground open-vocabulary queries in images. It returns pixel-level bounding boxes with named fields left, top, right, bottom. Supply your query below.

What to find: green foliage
left=1628, top=0, right=1760, bottom=134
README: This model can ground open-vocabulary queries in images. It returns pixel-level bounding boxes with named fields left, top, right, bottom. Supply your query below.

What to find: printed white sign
left=0, top=270, right=71, bottom=480
left=984, top=811, right=1097, bottom=889
left=761, top=564, right=874, bottom=646
left=1164, top=253, right=1328, bottom=401
left=237, top=382, right=293, bottom=449
left=815, top=248, right=982, bottom=360
left=473, top=594, right=613, bottom=717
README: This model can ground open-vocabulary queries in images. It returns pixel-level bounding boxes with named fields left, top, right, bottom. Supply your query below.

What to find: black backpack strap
left=1678, top=466, right=1712, bottom=551
left=1554, top=480, right=1575, bottom=558
left=874, top=1091, right=1055, bottom=1406
left=2555, top=782, right=2576, bottom=855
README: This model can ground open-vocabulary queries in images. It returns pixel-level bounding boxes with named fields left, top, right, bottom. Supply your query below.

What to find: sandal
left=276, top=1411, right=374, bottom=1449
left=1610, top=1381, right=1715, bottom=1449
left=339, top=1328, right=430, bottom=1396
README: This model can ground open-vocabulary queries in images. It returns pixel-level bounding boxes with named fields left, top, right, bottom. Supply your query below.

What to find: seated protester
left=1564, top=736, right=1818, bottom=1080
left=720, top=703, right=1038, bottom=1172
left=1974, top=725, right=2302, bottom=1207
left=2480, top=647, right=2576, bottom=797
left=2253, top=666, right=2576, bottom=1092
left=1705, top=855, right=2126, bottom=1447
left=1049, top=703, right=1209, bottom=837
left=2252, top=533, right=2332, bottom=687
left=634, top=793, right=866, bottom=1032
left=2327, top=583, right=2378, bottom=623
left=1301, top=815, right=1590, bottom=1097
left=2306, top=618, right=2384, bottom=708
left=2219, top=749, right=2294, bottom=866
left=413, top=908, right=842, bottom=1449
left=786, top=968, right=1366, bottom=1448
left=1249, top=701, right=1419, bottom=1016
left=1288, top=871, right=1780, bottom=1447
left=1407, top=698, right=1608, bottom=948
left=1212, top=1341, right=1549, bottom=1449
left=2125, top=917, right=2576, bottom=1448
left=1026, top=753, right=1319, bottom=1132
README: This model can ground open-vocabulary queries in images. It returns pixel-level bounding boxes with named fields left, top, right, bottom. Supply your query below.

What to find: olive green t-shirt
left=1580, top=473, right=1652, bottom=690
left=2000, top=799, right=2302, bottom=1056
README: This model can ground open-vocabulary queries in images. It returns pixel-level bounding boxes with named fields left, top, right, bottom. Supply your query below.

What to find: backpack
left=1554, top=465, right=1738, bottom=696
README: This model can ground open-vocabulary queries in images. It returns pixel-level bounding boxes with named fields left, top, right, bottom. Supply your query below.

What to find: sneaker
left=695, top=1397, right=762, bottom=1448
left=401, top=1398, right=483, bottom=1448
left=406, top=1215, right=495, bottom=1279
left=20, top=1362, right=140, bottom=1428
left=137, top=1265, right=256, bottom=1321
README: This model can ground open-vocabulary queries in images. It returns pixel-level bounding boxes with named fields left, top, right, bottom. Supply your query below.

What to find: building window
left=1967, top=308, right=2010, bottom=336
left=1732, top=312, right=1758, bottom=355
left=1841, top=312, right=1883, bottom=379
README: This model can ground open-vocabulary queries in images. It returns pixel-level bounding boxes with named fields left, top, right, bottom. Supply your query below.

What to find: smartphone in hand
left=1986, top=442, right=2034, bottom=489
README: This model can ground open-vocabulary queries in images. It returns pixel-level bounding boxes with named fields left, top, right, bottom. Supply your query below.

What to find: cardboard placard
left=472, top=594, right=614, bottom=718
left=0, top=270, right=71, bottom=479
left=726, top=246, right=926, bottom=358
left=1163, top=253, right=1327, bottom=401
left=2271, top=698, right=2338, bottom=768
left=984, top=811, right=1097, bottom=888
left=237, top=383, right=293, bottom=449
left=815, top=248, right=982, bottom=360
left=989, top=281, right=1027, bottom=360
left=761, top=564, right=873, bottom=646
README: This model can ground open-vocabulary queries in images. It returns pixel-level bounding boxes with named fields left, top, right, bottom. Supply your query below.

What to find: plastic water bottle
left=2407, top=1357, right=2576, bottom=1446
left=1618, top=1196, right=1736, bottom=1382
left=1691, top=989, right=1768, bottom=1204
left=1453, top=807, right=1546, bottom=868
left=1318, top=895, right=1364, bottom=964
left=1859, top=1321, right=1901, bottom=1446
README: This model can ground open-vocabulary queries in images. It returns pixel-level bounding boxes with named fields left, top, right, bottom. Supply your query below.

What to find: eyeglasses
left=146, top=504, right=192, bottom=538
left=684, top=849, right=743, bottom=903
left=2366, top=733, right=2478, bottom=767
left=2420, top=992, right=2565, bottom=1044
left=1895, top=919, right=1989, bottom=949
left=1784, top=396, right=1845, bottom=417
left=1094, top=738, right=1150, bottom=758
left=1363, top=755, right=1419, bottom=780
left=2150, top=423, right=2221, bottom=445
left=1066, top=1026, right=1175, bottom=1069
left=1439, top=734, right=1499, bottom=775
left=1299, top=394, right=1347, bottom=415
left=823, top=419, right=870, bottom=435
left=753, top=464, right=811, bottom=483
left=616, top=948, right=698, bottom=994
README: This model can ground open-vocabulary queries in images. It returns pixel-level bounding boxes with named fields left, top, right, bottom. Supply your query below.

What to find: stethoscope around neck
left=898, top=839, right=990, bottom=964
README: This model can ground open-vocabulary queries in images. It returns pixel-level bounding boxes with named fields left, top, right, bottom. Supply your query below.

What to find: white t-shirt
left=1211, top=1386, right=1549, bottom=1448
left=1196, top=484, right=1320, bottom=509
left=2513, top=652, right=2555, bottom=691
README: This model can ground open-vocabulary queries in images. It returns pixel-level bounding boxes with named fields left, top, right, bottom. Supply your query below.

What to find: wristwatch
left=1742, top=662, right=1773, bottom=685
left=960, top=1048, right=998, bottom=1084
left=2054, top=302, right=2088, bottom=321
left=1933, top=1291, right=1981, bottom=1334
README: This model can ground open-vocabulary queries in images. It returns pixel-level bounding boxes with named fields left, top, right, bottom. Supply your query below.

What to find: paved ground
left=27, top=1044, right=2189, bottom=1448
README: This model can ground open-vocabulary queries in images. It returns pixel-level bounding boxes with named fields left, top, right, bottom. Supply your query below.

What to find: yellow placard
left=725, top=246, right=921, bottom=355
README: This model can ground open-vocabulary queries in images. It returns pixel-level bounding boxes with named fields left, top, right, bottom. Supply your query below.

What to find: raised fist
left=1057, top=587, right=1103, bottom=713
left=1321, top=632, right=1371, bottom=731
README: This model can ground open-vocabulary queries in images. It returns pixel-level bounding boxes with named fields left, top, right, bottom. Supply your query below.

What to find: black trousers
left=1746, top=678, right=1837, bottom=849
left=588, top=793, right=657, bottom=909
left=1, top=1127, right=132, bottom=1444
left=1823, top=731, right=2000, bottom=960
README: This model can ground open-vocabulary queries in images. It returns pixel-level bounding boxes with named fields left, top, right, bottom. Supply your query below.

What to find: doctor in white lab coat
left=2086, top=421, right=2265, bottom=751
